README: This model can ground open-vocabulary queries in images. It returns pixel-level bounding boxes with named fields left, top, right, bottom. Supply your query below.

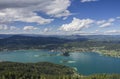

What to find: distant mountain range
left=0, top=35, right=70, bottom=48
left=1, top=34, right=120, bottom=41
left=0, top=34, right=87, bottom=51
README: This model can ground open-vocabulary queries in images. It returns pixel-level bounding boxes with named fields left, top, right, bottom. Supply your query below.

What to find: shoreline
left=0, top=48, right=120, bottom=58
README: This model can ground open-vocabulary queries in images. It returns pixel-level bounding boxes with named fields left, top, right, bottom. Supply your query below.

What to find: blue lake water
left=0, top=50, right=120, bottom=75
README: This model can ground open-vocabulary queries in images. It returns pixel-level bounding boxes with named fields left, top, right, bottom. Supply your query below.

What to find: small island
left=62, top=51, right=70, bottom=56
left=61, top=49, right=70, bottom=56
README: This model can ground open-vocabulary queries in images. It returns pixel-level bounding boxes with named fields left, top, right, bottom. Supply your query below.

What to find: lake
left=0, top=50, right=120, bottom=75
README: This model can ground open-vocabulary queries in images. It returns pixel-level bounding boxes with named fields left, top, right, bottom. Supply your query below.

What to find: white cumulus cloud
left=0, top=25, right=8, bottom=30
left=0, top=0, right=71, bottom=18
left=0, top=8, right=54, bottom=25
left=104, top=30, right=120, bottom=34
left=0, top=25, right=19, bottom=31
left=81, top=0, right=98, bottom=3
left=23, top=26, right=38, bottom=31
left=0, top=0, right=71, bottom=29
left=59, top=17, right=94, bottom=31
left=98, top=18, right=115, bottom=28
left=99, top=22, right=112, bottom=27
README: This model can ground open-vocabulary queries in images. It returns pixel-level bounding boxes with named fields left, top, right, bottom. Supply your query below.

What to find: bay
left=0, top=50, right=120, bottom=75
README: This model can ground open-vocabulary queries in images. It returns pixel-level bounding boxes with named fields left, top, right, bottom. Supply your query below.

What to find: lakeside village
left=50, top=47, right=120, bottom=58
left=1, top=46, right=120, bottom=58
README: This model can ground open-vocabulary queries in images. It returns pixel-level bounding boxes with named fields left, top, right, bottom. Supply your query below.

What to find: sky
left=0, top=0, right=120, bottom=35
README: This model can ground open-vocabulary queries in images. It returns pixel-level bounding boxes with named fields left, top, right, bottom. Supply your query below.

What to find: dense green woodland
left=0, top=62, right=75, bottom=79
left=0, top=62, right=120, bottom=79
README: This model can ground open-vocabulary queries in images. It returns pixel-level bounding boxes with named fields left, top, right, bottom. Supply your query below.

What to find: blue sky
left=0, top=0, right=120, bottom=35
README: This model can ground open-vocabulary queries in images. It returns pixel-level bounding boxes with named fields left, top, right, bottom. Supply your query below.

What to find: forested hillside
left=0, top=62, right=120, bottom=79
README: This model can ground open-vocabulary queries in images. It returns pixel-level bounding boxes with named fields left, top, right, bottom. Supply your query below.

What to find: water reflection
left=70, top=53, right=92, bottom=63
left=60, top=60, right=76, bottom=64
